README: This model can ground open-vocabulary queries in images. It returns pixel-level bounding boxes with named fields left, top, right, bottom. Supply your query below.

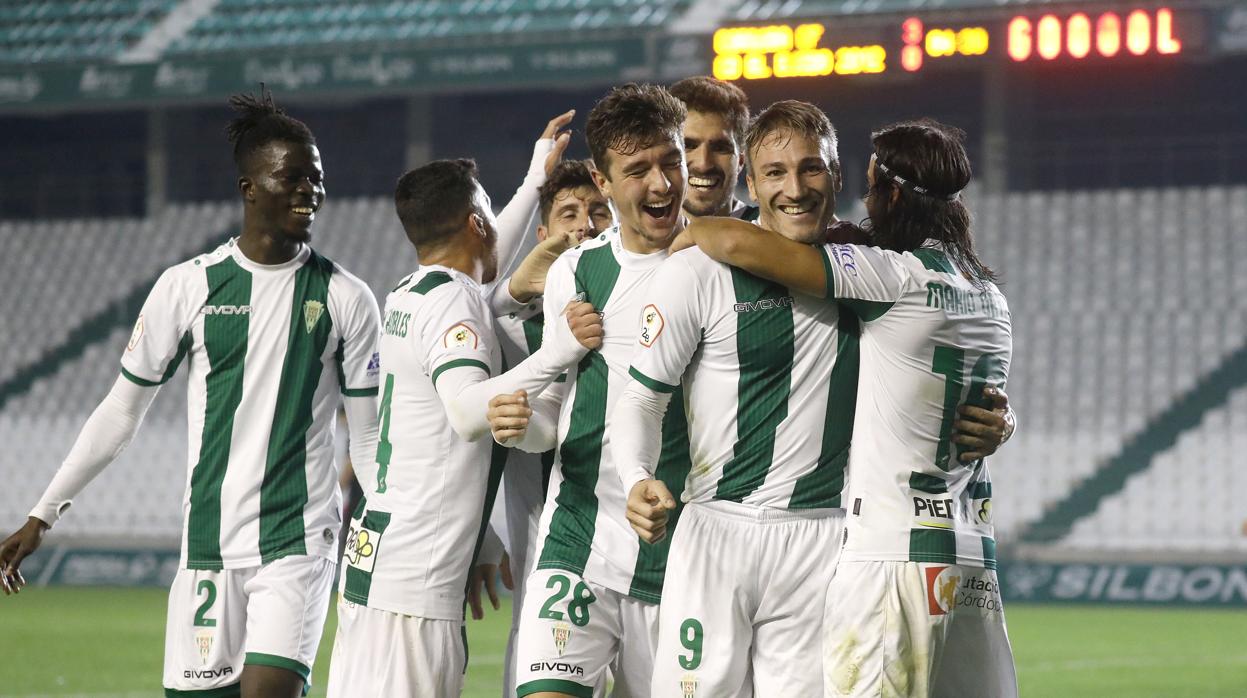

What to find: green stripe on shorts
left=518, top=679, right=594, bottom=698
left=164, top=684, right=242, bottom=697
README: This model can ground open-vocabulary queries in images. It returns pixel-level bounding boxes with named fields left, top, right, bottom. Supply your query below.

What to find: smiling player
left=0, top=89, right=383, bottom=698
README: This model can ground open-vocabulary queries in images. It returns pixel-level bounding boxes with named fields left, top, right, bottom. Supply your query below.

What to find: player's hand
left=627, top=479, right=676, bottom=544
left=826, top=220, right=870, bottom=245
left=954, top=386, right=1012, bottom=462
left=467, top=561, right=502, bottom=620
left=489, top=390, right=532, bottom=446
left=669, top=223, right=695, bottom=253
left=500, top=551, right=515, bottom=591
left=565, top=301, right=604, bottom=351
left=507, top=230, right=581, bottom=302
left=0, top=517, right=49, bottom=595
left=541, top=110, right=575, bottom=178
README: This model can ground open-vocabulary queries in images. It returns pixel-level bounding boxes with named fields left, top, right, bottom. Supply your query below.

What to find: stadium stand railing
left=0, top=0, right=179, bottom=64
left=166, top=0, right=695, bottom=55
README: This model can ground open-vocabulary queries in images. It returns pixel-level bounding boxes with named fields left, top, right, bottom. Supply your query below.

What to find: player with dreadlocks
left=0, top=88, right=383, bottom=698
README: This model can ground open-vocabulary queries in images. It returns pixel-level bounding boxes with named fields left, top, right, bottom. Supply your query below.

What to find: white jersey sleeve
left=540, top=252, right=578, bottom=336
left=822, top=243, right=913, bottom=308
left=418, top=284, right=496, bottom=390
left=120, top=268, right=196, bottom=386
left=626, top=252, right=705, bottom=392
left=335, top=275, right=383, bottom=396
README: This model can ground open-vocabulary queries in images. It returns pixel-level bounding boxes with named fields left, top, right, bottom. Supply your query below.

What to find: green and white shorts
left=162, top=554, right=335, bottom=696
left=650, top=500, right=844, bottom=698
left=823, top=560, right=1018, bottom=698
left=325, top=597, right=465, bottom=698
left=515, top=567, right=657, bottom=698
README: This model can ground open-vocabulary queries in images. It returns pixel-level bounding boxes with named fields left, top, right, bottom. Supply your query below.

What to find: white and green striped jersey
left=820, top=243, right=1012, bottom=569
left=535, top=228, right=690, bottom=604
left=340, top=266, right=506, bottom=620
left=120, top=239, right=381, bottom=570
left=626, top=247, right=860, bottom=509
left=493, top=291, right=557, bottom=577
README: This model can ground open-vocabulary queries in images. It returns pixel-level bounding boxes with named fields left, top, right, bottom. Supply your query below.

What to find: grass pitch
left=3, top=587, right=1245, bottom=697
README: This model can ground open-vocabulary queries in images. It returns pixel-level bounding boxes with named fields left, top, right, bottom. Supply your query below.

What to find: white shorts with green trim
left=822, top=560, right=1018, bottom=698
left=515, top=567, right=657, bottom=698
left=650, top=499, right=844, bottom=698
left=162, top=554, right=335, bottom=696
left=325, top=598, right=465, bottom=698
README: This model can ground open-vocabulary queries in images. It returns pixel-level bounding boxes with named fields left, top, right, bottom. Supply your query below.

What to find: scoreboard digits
left=712, top=5, right=1197, bottom=82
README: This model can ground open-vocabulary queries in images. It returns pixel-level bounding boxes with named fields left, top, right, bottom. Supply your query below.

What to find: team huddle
left=0, top=77, right=1017, bottom=698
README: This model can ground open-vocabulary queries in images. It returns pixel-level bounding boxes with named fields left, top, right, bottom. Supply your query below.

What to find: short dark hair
left=585, top=83, right=686, bottom=174
left=225, top=87, right=316, bottom=172
left=538, top=160, right=598, bottom=225
left=865, top=119, right=995, bottom=284
left=668, top=76, right=750, bottom=150
left=745, top=100, right=838, bottom=175
left=394, top=158, right=480, bottom=249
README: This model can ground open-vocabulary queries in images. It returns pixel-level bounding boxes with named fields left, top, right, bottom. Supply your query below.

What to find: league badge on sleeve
left=127, top=315, right=145, bottom=352
left=443, top=323, right=479, bottom=349
left=639, top=304, right=664, bottom=347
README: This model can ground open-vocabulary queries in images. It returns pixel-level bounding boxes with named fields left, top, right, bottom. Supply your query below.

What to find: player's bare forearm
left=687, top=217, right=828, bottom=298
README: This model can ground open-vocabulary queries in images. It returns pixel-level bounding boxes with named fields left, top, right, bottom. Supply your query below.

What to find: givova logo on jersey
left=344, top=525, right=382, bottom=574
left=200, top=304, right=251, bottom=315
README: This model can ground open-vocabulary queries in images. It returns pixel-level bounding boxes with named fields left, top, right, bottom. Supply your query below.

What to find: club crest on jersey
left=552, top=622, right=572, bottom=657
left=194, top=628, right=214, bottom=665
left=344, top=526, right=381, bottom=573
left=443, top=323, right=478, bottom=349
left=303, top=300, right=325, bottom=333
left=680, top=673, right=699, bottom=698
left=639, top=304, right=664, bottom=347
left=926, top=565, right=962, bottom=616
left=127, top=315, right=144, bottom=351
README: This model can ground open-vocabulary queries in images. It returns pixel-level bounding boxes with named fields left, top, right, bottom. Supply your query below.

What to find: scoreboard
left=711, top=5, right=1207, bottom=82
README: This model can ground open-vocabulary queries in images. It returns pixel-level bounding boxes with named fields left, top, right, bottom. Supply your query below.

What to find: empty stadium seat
left=0, top=0, right=177, bottom=64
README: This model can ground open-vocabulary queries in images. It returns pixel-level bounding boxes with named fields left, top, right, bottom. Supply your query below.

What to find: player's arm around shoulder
left=687, top=216, right=828, bottom=297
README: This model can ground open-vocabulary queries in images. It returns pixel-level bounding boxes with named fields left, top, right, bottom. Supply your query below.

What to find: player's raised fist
left=541, top=109, right=575, bottom=177
left=626, top=479, right=677, bottom=544
left=507, top=230, right=581, bottom=302
left=564, top=301, right=604, bottom=350
left=0, top=517, right=49, bottom=596
left=489, top=390, right=532, bottom=446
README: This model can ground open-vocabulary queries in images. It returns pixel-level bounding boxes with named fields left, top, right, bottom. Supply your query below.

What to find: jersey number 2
left=193, top=579, right=217, bottom=627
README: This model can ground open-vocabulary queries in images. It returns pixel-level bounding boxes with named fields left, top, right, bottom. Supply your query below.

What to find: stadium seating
left=167, top=0, right=694, bottom=55
left=974, top=185, right=1247, bottom=550
left=0, top=201, right=237, bottom=391
left=1064, top=386, right=1247, bottom=552
left=0, top=0, right=178, bottom=64
left=2, top=186, right=1243, bottom=552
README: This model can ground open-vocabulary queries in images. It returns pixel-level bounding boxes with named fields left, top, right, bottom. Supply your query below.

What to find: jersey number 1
left=931, top=346, right=1006, bottom=470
